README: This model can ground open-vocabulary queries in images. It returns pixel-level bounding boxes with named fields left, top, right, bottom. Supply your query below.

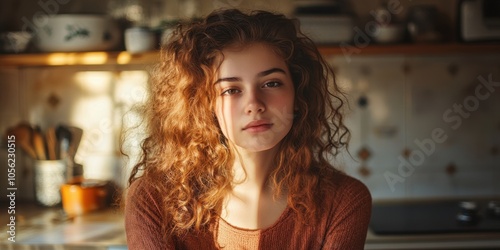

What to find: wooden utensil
left=45, top=127, right=58, bottom=160
left=67, top=126, right=83, bottom=160
left=5, top=123, right=37, bottom=159
left=32, top=127, right=47, bottom=160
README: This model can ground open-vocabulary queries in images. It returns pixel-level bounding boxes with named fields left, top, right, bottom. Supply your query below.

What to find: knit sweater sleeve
left=322, top=175, right=372, bottom=250
left=124, top=178, right=175, bottom=249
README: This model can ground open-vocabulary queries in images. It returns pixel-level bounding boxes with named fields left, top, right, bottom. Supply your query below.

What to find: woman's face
left=214, top=43, right=295, bottom=153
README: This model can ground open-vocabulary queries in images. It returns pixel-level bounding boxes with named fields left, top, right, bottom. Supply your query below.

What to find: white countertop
left=0, top=202, right=127, bottom=249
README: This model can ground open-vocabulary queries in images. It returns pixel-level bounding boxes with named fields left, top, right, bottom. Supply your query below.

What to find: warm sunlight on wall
left=26, top=69, right=151, bottom=185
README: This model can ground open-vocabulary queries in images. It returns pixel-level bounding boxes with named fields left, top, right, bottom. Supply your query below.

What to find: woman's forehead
left=218, top=43, right=287, bottom=72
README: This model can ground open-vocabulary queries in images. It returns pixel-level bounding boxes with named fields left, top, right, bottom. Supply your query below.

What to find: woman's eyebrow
left=215, top=67, right=287, bottom=84
left=215, top=76, right=241, bottom=84
left=257, top=67, right=286, bottom=77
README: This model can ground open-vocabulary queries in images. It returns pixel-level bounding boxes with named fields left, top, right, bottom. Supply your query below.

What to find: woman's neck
left=231, top=146, right=278, bottom=195
left=221, top=146, right=288, bottom=229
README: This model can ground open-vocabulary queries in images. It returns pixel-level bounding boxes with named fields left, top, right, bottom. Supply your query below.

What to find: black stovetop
left=370, top=199, right=500, bottom=235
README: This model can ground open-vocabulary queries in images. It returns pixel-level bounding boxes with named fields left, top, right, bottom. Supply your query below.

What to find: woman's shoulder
left=126, top=176, right=164, bottom=212
left=127, top=176, right=153, bottom=197
left=319, top=169, right=372, bottom=206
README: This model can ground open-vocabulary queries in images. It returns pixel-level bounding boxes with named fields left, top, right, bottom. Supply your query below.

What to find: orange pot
left=60, top=179, right=107, bottom=216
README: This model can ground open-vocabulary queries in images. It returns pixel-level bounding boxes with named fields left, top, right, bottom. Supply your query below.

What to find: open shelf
left=1, top=43, right=499, bottom=67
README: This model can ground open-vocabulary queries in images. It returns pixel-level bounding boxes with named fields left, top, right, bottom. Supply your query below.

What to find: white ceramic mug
left=124, top=27, right=156, bottom=54
left=34, top=160, right=66, bottom=206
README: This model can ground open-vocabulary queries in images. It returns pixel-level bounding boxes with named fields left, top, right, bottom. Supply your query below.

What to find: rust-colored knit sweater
left=125, top=172, right=372, bottom=249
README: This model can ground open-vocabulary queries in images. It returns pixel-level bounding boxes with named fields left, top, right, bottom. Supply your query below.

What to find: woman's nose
left=245, top=90, right=266, bottom=114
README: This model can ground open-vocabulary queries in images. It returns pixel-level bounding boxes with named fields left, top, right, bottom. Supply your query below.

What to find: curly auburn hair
left=128, top=8, right=349, bottom=236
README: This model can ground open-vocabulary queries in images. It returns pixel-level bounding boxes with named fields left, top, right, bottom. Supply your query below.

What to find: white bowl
left=33, top=15, right=121, bottom=52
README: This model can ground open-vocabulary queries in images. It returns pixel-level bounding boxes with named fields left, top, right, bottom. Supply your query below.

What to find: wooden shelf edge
left=1, top=43, right=499, bottom=67
left=0, top=50, right=160, bottom=67
left=318, top=43, right=500, bottom=57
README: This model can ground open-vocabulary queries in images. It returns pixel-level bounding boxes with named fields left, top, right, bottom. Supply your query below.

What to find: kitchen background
left=0, top=0, right=499, bottom=204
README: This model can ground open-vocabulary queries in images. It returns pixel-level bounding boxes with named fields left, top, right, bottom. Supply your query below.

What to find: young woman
left=125, top=8, right=371, bottom=249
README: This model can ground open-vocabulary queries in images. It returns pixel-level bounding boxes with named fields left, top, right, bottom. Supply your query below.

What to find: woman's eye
left=221, top=88, right=240, bottom=96
left=263, top=81, right=282, bottom=88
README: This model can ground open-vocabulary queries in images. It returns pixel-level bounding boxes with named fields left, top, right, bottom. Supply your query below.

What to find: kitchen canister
left=124, top=27, right=156, bottom=54
left=61, top=179, right=108, bottom=216
left=34, top=160, right=66, bottom=206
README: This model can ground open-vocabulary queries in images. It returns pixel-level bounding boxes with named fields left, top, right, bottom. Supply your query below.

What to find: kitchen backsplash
left=330, top=53, right=500, bottom=200
left=1, top=54, right=499, bottom=201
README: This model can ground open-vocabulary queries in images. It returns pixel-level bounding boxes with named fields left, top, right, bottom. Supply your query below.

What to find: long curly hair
left=128, top=8, right=350, bottom=237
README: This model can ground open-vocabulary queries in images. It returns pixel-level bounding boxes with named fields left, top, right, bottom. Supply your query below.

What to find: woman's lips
left=243, top=120, right=273, bottom=132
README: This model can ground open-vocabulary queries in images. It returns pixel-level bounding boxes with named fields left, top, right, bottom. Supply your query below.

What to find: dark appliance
left=459, top=0, right=500, bottom=42
left=370, top=199, right=500, bottom=235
